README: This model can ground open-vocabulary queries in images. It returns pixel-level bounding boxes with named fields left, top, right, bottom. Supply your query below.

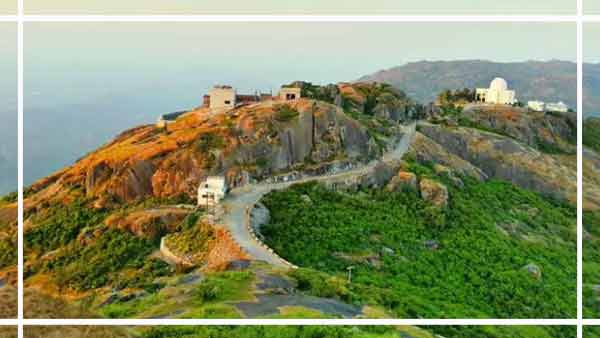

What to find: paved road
left=221, top=122, right=416, bottom=268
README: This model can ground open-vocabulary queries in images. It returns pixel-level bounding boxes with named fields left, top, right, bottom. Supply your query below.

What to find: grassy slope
left=584, top=117, right=600, bottom=317
left=260, top=166, right=575, bottom=324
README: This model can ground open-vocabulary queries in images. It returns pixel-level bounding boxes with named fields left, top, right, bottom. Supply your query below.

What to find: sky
left=0, top=23, right=16, bottom=195
left=24, top=22, right=576, bottom=186
left=585, top=24, right=600, bottom=63
left=586, top=0, right=600, bottom=14
left=24, top=0, right=576, bottom=14
left=0, top=0, right=15, bottom=14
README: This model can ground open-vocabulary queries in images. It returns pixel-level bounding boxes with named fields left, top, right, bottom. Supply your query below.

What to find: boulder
left=386, top=171, right=418, bottom=192
left=419, top=178, right=448, bottom=208
left=523, top=263, right=542, bottom=280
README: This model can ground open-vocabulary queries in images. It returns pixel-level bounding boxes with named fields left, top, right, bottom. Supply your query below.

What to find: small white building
left=527, top=101, right=546, bottom=112
left=475, top=77, right=517, bottom=105
left=197, top=176, right=228, bottom=206
left=279, top=87, right=302, bottom=101
left=208, top=85, right=236, bottom=109
left=546, top=101, right=569, bottom=113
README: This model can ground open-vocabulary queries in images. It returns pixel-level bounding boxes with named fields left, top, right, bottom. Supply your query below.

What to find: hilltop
left=359, top=60, right=587, bottom=111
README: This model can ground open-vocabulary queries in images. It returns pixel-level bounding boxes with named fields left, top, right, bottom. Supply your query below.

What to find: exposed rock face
left=417, top=122, right=576, bottom=204
left=26, top=97, right=385, bottom=207
left=584, top=147, right=600, bottom=211
left=419, top=178, right=448, bottom=208
left=462, top=104, right=576, bottom=154
left=408, top=132, right=487, bottom=181
left=386, top=171, right=417, bottom=192
left=105, top=208, right=191, bottom=240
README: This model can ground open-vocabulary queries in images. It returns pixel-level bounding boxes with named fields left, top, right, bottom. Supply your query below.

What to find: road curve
left=221, top=122, right=416, bottom=268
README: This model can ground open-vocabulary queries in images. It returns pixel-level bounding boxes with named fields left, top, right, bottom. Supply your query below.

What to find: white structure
left=197, top=176, right=228, bottom=206
left=527, top=101, right=546, bottom=112
left=279, top=87, right=302, bottom=101
left=475, top=77, right=517, bottom=105
left=208, top=85, right=236, bottom=109
left=546, top=101, right=569, bottom=113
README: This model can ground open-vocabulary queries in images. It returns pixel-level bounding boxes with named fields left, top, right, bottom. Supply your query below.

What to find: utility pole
left=346, top=266, right=354, bottom=284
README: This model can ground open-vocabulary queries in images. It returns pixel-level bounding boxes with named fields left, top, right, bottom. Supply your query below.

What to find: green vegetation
left=586, top=326, right=600, bottom=338
left=25, top=198, right=108, bottom=255
left=437, top=88, right=475, bottom=105
left=164, top=213, right=214, bottom=258
left=274, top=104, right=300, bottom=122
left=584, top=117, right=600, bottom=153
left=0, top=191, right=17, bottom=204
left=0, top=235, right=16, bottom=269
left=138, top=325, right=574, bottom=338
left=37, top=229, right=163, bottom=291
left=141, top=326, right=427, bottom=338
left=194, top=271, right=254, bottom=303
left=584, top=211, right=600, bottom=317
left=196, top=132, right=225, bottom=153
left=261, top=171, right=576, bottom=319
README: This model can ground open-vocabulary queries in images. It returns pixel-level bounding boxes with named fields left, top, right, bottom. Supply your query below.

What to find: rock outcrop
left=415, top=122, right=576, bottom=204
left=25, top=96, right=391, bottom=209
left=462, top=104, right=576, bottom=154
left=419, top=178, right=448, bottom=208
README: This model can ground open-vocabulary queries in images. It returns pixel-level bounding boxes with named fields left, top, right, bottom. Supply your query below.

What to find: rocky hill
left=21, top=81, right=419, bottom=318
left=359, top=60, right=587, bottom=112
left=20, top=81, right=577, bottom=323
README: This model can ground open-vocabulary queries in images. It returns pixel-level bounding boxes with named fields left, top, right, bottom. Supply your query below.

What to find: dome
left=489, top=77, right=508, bottom=91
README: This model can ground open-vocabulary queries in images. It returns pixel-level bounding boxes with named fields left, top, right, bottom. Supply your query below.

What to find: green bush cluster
left=584, top=117, right=600, bottom=153
left=261, top=177, right=575, bottom=319
left=584, top=211, right=600, bottom=317
left=274, top=104, right=300, bottom=122
left=25, top=198, right=108, bottom=255
left=40, top=229, right=161, bottom=291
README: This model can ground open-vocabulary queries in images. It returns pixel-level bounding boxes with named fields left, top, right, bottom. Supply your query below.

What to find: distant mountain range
left=359, top=60, right=600, bottom=114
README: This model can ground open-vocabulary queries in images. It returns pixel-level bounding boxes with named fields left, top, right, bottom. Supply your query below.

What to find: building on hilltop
left=475, top=77, right=516, bottom=105
left=546, top=101, right=569, bottom=113
left=527, top=100, right=570, bottom=113
left=203, top=84, right=300, bottom=109
left=279, top=86, right=302, bottom=101
left=207, top=85, right=237, bottom=109
left=527, top=100, right=546, bottom=112
left=197, top=176, right=228, bottom=206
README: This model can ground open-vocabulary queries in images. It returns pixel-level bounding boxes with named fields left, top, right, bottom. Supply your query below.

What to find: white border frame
left=3, top=0, right=598, bottom=336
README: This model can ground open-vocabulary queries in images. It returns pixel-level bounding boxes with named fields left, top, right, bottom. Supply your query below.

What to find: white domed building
left=475, top=77, right=517, bottom=105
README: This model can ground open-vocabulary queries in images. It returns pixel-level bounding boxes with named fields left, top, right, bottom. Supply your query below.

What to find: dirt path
left=221, top=122, right=416, bottom=268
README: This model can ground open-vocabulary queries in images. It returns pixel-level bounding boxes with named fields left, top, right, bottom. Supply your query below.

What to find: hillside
left=0, top=193, right=16, bottom=318
left=20, top=81, right=576, bottom=328
left=22, top=325, right=578, bottom=338
left=583, top=117, right=600, bottom=317
left=359, top=60, right=587, bottom=112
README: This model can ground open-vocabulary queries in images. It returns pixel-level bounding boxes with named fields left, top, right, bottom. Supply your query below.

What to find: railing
left=244, top=206, right=298, bottom=269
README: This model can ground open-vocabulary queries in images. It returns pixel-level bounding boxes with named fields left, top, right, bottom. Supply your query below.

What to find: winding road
left=220, top=122, right=416, bottom=268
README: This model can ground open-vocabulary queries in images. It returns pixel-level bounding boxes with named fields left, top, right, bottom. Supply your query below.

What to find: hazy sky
left=0, top=0, right=15, bottom=14
left=24, top=0, right=576, bottom=14
left=586, top=1, right=600, bottom=14
left=585, top=24, right=600, bottom=62
left=24, top=22, right=575, bottom=185
left=0, top=23, right=16, bottom=195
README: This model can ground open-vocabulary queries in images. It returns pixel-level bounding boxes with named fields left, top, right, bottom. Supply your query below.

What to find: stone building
left=475, top=77, right=516, bottom=105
